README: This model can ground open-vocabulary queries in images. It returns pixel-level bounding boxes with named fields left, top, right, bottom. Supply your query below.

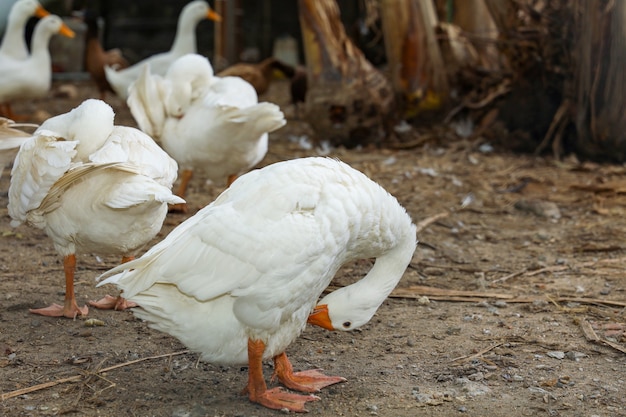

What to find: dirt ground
left=0, top=79, right=625, bottom=417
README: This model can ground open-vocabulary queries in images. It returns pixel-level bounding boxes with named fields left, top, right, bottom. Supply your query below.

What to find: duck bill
left=34, top=5, right=51, bottom=18
left=307, top=304, right=334, bottom=331
left=207, top=9, right=222, bottom=22
left=58, top=22, right=76, bottom=38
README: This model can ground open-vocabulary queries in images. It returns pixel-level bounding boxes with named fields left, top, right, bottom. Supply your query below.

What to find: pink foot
left=252, top=387, right=319, bottom=413
left=89, top=295, right=137, bottom=310
left=273, top=369, right=346, bottom=393
left=30, top=303, right=88, bottom=319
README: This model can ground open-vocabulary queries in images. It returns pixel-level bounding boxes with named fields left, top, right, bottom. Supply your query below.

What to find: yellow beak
left=206, top=9, right=222, bottom=22
left=307, top=304, right=334, bottom=331
left=58, top=22, right=75, bottom=38
left=34, top=5, right=50, bottom=19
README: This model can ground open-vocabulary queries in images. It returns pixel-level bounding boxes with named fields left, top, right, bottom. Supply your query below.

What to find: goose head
left=180, top=1, right=222, bottom=25
left=165, top=54, right=215, bottom=116
left=307, top=285, right=384, bottom=331
left=12, top=0, right=50, bottom=21
left=308, top=223, right=417, bottom=332
left=37, top=99, right=114, bottom=159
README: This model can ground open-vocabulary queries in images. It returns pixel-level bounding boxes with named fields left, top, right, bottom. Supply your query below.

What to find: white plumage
left=0, top=13, right=74, bottom=119
left=104, top=1, right=221, bottom=100
left=8, top=99, right=183, bottom=318
left=128, top=53, right=286, bottom=211
left=98, top=157, right=416, bottom=412
left=0, top=0, right=50, bottom=60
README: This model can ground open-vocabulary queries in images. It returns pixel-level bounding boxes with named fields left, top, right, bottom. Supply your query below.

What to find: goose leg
left=0, top=103, right=27, bottom=122
left=245, top=339, right=319, bottom=412
left=30, top=254, right=89, bottom=319
left=169, top=169, right=193, bottom=213
left=89, top=256, right=138, bottom=310
left=272, top=352, right=346, bottom=392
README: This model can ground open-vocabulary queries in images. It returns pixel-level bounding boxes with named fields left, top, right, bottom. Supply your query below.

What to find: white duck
left=0, top=14, right=75, bottom=120
left=8, top=99, right=184, bottom=319
left=98, top=157, right=417, bottom=412
left=128, top=53, right=286, bottom=212
left=104, top=0, right=221, bottom=100
left=0, top=0, right=54, bottom=60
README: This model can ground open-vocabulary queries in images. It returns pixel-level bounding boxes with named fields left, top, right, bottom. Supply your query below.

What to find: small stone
left=565, top=351, right=587, bottom=361
left=514, top=199, right=561, bottom=219
left=468, top=372, right=484, bottom=381
left=547, top=351, right=565, bottom=360
left=417, top=295, right=430, bottom=305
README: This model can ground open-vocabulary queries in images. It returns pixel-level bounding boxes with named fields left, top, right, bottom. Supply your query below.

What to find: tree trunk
left=298, top=0, right=395, bottom=148
left=380, top=0, right=448, bottom=117
left=450, top=0, right=501, bottom=71
left=573, top=0, right=626, bottom=161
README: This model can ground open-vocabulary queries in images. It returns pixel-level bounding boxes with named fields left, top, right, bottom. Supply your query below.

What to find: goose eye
left=342, top=321, right=351, bottom=328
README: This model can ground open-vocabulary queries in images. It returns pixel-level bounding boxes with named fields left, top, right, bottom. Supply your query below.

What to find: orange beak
left=206, top=9, right=222, bottom=22
left=34, top=5, right=50, bottom=19
left=58, top=22, right=75, bottom=38
left=307, top=304, right=334, bottom=331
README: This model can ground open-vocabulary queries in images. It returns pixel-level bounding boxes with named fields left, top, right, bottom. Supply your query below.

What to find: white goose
left=104, top=1, right=221, bottom=100
left=0, top=14, right=74, bottom=120
left=0, top=0, right=54, bottom=60
left=8, top=99, right=184, bottom=318
left=128, top=53, right=286, bottom=212
left=98, top=157, right=417, bottom=412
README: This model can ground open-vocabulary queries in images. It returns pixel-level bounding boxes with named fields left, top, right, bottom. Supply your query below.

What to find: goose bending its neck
left=97, top=157, right=417, bottom=412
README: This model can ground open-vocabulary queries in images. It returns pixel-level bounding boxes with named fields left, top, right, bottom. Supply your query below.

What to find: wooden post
left=213, top=0, right=240, bottom=71
left=379, top=0, right=448, bottom=117
left=298, top=0, right=395, bottom=148
left=573, top=0, right=626, bottom=161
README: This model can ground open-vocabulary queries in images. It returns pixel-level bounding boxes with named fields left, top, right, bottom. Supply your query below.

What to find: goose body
left=8, top=99, right=183, bottom=318
left=99, top=157, right=417, bottom=411
left=104, top=1, right=220, bottom=100
left=128, top=53, right=285, bottom=211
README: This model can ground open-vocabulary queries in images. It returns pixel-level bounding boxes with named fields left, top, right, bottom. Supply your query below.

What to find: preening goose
left=128, top=53, right=285, bottom=212
left=104, top=0, right=221, bottom=100
left=8, top=99, right=183, bottom=318
left=98, top=157, right=417, bottom=412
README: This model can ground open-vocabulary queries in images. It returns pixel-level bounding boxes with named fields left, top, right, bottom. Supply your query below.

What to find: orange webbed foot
left=29, top=303, right=88, bottom=319
left=272, top=352, right=346, bottom=393
left=273, top=368, right=347, bottom=393
left=89, top=295, right=137, bottom=310
left=251, top=387, right=319, bottom=413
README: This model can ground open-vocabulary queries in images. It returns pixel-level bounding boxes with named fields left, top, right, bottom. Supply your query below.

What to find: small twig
left=534, top=99, right=570, bottom=156
left=451, top=342, right=505, bottom=363
left=580, top=319, right=626, bottom=355
left=415, top=212, right=449, bottom=234
left=1, top=350, right=189, bottom=401
left=491, top=269, right=527, bottom=284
